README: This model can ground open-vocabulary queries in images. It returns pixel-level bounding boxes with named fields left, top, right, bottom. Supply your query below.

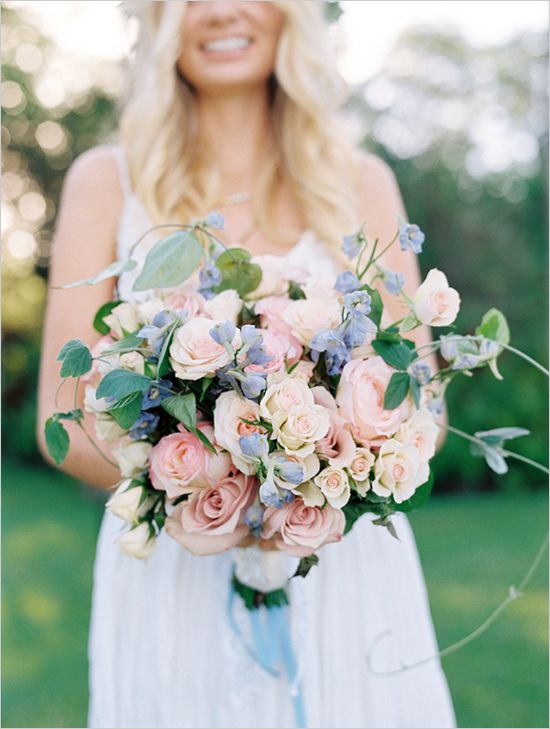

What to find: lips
left=200, top=35, right=253, bottom=53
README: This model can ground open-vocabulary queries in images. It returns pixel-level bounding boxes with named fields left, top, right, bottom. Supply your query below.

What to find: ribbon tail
left=270, top=605, right=307, bottom=729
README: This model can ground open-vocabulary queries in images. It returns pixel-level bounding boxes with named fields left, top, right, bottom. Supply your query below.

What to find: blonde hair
left=119, top=0, right=362, bottom=255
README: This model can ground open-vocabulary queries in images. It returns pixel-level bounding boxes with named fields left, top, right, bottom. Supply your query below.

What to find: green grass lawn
left=2, top=457, right=548, bottom=728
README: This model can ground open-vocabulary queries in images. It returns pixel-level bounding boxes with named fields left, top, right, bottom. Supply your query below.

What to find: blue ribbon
left=227, top=584, right=306, bottom=728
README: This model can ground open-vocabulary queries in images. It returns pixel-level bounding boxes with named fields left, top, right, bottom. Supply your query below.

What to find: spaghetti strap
left=108, top=143, right=133, bottom=199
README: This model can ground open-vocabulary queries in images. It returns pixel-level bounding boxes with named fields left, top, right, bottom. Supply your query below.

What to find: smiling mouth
left=201, top=36, right=253, bottom=53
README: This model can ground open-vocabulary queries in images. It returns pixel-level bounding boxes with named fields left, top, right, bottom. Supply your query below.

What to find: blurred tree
left=348, top=26, right=548, bottom=490
left=1, top=3, right=119, bottom=459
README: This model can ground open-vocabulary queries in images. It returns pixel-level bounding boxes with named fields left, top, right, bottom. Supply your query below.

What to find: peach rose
left=163, top=286, right=206, bottom=318
left=397, top=408, right=439, bottom=462
left=248, top=256, right=306, bottom=299
left=282, top=298, right=341, bottom=347
left=165, top=474, right=257, bottom=556
left=213, top=391, right=264, bottom=474
left=262, top=499, right=345, bottom=557
left=254, top=296, right=293, bottom=336
left=336, top=356, right=411, bottom=444
left=169, top=316, right=240, bottom=381
left=312, top=386, right=356, bottom=469
left=413, top=269, right=460, bottom=327
left=149, top=426, right=206, bottom=499
left=244, top=329, right=302, bottom=376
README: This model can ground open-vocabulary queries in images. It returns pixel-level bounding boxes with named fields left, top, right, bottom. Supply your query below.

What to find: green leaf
left=195, top=427, right=217, bottom=455
left=293, top=554, right=319, bottom=578
left=394, top=470, right=434, bottom=512
left=157, top=320, right=180, bottom=378
left=372, top=339, right=414, bottom=371
left=215, top=248, right=262, bottom=297
left=57, top=339, right=92, bottom=378
left=343, top=498, right=371, bottom=535
left=44, top=417, right=70, bottom=465
left=161, top=393, right=196, bottom=430
left=199, top=377, right=214, bottom=401
left=409, top=375, right=421, bottom=408
left=362, top=284, right=383, bottom=327
left=383, top=372, right=410, bottom=409
left=61, top=259, right=137, bottom=289
left=56, top=409, right=83, bottom=422
left=93, top=300, right=122, bottom=335
left=475, top=308, right=510, bottom=345
left=101, top=333, right=145, bottom=355
left=96, top=369, right=151, bottom=401
left=108, top=391, right=143, bottom=429
left=475, top=426, right=530, bottom=445
left=132, top=231, right=203, bottom=291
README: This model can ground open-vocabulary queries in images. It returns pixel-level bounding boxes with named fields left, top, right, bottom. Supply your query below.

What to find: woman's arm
left=36, top=145, right=126, bottom=490
left=356, top=152, right=448, bottom=449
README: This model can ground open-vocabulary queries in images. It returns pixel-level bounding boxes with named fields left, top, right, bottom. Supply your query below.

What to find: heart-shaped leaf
left=132, top=231, right=203, bottom=291
left=373, top=339, right=414, bottom=371
left=215, top=248, right=262, bottom=297
left=44, top=417, right=70, bottom=465
left=57, top=339, right=92, bottom=378
left=383, top=371, right=410, bottom=409
left=96, top=369, right=151, bottom=401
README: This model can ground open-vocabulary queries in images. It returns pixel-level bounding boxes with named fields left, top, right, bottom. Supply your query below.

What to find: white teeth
left=203, top=37, right=251, bottom=52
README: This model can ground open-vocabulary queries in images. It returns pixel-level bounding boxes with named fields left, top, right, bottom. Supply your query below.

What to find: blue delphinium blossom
left=239, top=433, right=269, bottom=461
left=244, top=504, right=264, bottom=537
left=273, top=455, right=304, bottom=486
left=240, top=325, right=272, bottom=366
left=383, top=269, right=406, bottom=295
left=398, top=223, right=425, bottom=254
left=344, top=290, right=372, bottom=317
left=142, top=379, right=173, bottom=410
left=259, top=476, right=284, bottom=508
left=240, top=372, right=267, bottom=399
left=137, top=310, right=177, bottom=354
left=205, top=210, right=225, bottom=230
left=310, top=327, right=351, bottom=376
left=342, top=315, right=376, bottom=349
left=411, top=362, right=432, bottom=385
left=129, top=412, right=160, bottom=441
left=198, top=262, right=222, bottom=299
left=209, top=320, right=236, bottom=346
left=334, top=270, right=361, bottom=294
left=342, top=233, right=362, bottom=259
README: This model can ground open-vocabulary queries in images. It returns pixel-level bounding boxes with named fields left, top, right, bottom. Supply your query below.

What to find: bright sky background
left=8, top=0, right=549, bottom=83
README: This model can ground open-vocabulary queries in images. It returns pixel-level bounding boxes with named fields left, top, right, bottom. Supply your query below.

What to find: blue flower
left=244, top=504, right=264, bottom=536
left=240, top=372, right=267, bottom=400
left=310, top=327, right=351, bottom=376
left=205, top=210, right=225, bottom=229
left=259, top=477, right=284, bottom=508
left=335, top=271, right=361, bottom=294
left=239, top=433, right=269, bottom=460
left=411, top=362, right=431, bottom=384
left=341, top=315, right=376, bottom=349
left=209, top=320, right=236, bottom=346
left=344, top=290, right=372, bottom=317
left=129, top=412, right=160, bottom=440
left=342, top=233, right=362, bottom=260
left=383, top=269, right=406, bottom=295
left=273, top=455, right=304, bottom=486
left=411, top=362, right=432, bottom=384
left=398, top=223, right=425, bottom=254
left=198, top=262, right=222, bottom=298
left=142, top=379, right=173, bottom=410
left=240, top=325, right=272, bottom=366
left=137, top=311, right=176, bottom=354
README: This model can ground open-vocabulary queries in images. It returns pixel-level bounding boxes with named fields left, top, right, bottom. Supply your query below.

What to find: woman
left=37, top=2, right=456, bottom=727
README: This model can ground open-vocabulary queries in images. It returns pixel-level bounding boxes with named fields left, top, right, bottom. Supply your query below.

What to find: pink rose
left=164, top=286, right=205, bottom=318
left=244, top=329, right=302, bottom=376
left=312, top=386, right=356, bottom=469
left=336, top=356, right=411, bottom=444
left=262, top=499, right=345, bottom=557
left=164, top=474, right=257, bottom=556
left=149, top=424, right=233, bottom=499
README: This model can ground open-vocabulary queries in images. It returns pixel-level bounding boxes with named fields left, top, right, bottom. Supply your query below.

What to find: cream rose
left=372, top=439, right=429, bottom=503
left=336, top=357, right=411, bottom=444
left=113, top=439, right=152, bottom=478
left=397, top=408, right=440, bottom=462
left=259, top=376, right=314, bottom=420
left=169, top=316, right=240, bottom=381
left=413, top=269, right=460, bottom=327
left=314, top=466, right=351, bottom=508
left=204, top=289, right=242, bottom=324
left=84, top=384, right=110, bottom=414
left=104, top=302, right=141, bottom=338
left=282, top=298, right=341, bottom=347
left=107, top=479, right=156, bottom=524
left=165, top=474, right=256, bottom=556
left=119, top=351, right=145, bottom=374
left=95, top=412, right=127, bottom=442
left=348, top=447, right=375, bottom=496
left=116, top=521, right=156, bottom=560
left=248, top=256, right=306, bottom=299
left=262, top=499, right=345, bottom=557
left=271, top=404, right=331, bottom=458
left=213, top=391, right=264, bottom=474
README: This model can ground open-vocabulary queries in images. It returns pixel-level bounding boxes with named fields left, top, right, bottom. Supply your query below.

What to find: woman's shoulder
left=353, top=149, right=406, bottom=234
left=63, top=143, right=125, bottom=201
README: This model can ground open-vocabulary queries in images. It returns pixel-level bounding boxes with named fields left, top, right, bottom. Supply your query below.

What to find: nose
left=199, top=1, right=241, bottom=27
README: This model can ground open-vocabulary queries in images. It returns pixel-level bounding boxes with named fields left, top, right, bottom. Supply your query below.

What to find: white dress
left=87, top=143, right=456, bottom=729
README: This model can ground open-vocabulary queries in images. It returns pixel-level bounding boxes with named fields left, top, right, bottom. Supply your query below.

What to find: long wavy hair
left=119, top=0, right=362, bottom=256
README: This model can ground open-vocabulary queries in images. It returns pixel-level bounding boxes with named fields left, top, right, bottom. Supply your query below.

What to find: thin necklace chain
left=216, top=191, right=257, bottom=245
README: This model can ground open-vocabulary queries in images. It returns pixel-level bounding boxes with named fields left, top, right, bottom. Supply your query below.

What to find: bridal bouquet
left=45, top=212, right=512, bottom=607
